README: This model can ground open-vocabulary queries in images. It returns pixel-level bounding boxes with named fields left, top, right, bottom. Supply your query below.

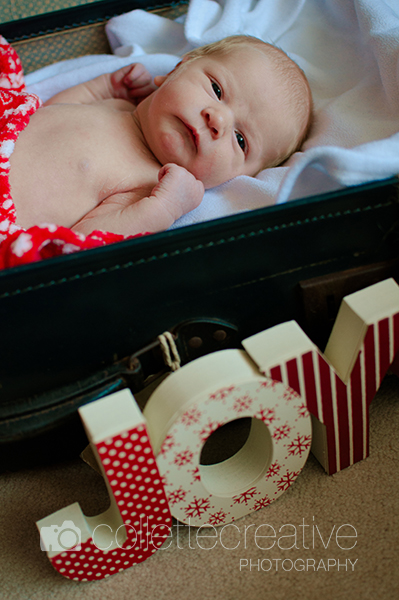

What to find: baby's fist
left=153, top=164, right=205, bottom=222
left=110, top=63, right=155, bottom=104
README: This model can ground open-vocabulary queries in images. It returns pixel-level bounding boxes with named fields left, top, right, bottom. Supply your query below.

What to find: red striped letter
left=243, top=279, right=399, bottom=474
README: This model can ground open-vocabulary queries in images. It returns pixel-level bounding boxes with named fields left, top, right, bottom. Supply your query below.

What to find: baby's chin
left=186, top=168, right=237, bottom=190
left=199, top=171, right=258, bottom=190
left=185, top=160, right=265, bottom=188
left=201, top=177, right=229, bottom=190
left=168, top=159, right=259, bottom=189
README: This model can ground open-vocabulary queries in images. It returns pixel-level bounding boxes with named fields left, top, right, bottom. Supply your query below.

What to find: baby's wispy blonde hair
left=182, top=35, right=313, bottom=168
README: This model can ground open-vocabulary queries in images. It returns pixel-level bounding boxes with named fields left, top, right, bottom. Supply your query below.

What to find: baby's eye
left=212, top=81, right=222, bottom=100
left=235, top=131, right=246, bottom=152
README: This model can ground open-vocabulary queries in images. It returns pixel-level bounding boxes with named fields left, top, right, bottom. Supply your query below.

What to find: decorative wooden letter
left=143, top=349, right=312, bottom=526
left=243, top=278, right=399, bottom=474
left=37, top=390, right=172, bottom=581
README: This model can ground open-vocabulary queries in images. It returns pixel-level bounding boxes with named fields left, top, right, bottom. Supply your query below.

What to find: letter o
left=144, top=349, right=312, bottom=526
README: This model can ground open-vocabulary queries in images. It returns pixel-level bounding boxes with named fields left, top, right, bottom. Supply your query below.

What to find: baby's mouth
left=183, top=121, right=199, bottom=150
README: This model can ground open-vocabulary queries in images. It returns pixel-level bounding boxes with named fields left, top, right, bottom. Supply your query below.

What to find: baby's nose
left=202, top=106, right=229, bottom=138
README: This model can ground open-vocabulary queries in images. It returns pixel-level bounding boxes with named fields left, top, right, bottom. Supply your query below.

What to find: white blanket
left=26, top=0, right=399, bottom=229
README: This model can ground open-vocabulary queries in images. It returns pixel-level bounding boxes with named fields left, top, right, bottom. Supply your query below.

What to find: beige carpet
left=1, top=374, right=398, bottom=600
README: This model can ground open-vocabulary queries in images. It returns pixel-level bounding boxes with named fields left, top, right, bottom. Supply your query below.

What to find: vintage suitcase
left=0, top=0, right=398, bottom=470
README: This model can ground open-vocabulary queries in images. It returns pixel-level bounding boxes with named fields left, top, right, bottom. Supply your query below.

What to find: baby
left=8, top=35, right=312, bottom=237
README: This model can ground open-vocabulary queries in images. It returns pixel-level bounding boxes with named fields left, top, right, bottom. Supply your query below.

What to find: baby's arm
left=44, top=63, right=156, bottom=106
left=71, top=164, right=204, bottom=237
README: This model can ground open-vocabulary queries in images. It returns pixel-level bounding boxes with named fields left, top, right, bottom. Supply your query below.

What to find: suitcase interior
left=0, top=0, right=189, bottom=75
left=1, top=0, right=398, bottom=470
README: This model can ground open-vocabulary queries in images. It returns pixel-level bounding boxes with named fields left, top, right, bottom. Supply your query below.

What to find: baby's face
left=136, top=46, right=295, bottom=188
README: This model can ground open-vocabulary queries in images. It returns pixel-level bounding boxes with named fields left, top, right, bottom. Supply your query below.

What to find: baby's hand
left=72, top=163, right=204, bottom=237
left=110, top=63, right=156, bottom=105
left=151, top=163, right=205, bottom=223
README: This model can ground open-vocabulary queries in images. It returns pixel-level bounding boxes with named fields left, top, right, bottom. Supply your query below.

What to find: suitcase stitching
left=0, top=199, right=396, bottom=299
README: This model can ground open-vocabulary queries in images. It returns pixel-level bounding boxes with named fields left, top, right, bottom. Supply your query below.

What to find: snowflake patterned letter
left=36, top=390, right=172, bottom=581
left=143, top=349, right=312, bottom=527
left=243, top=278, right=399, bottom=475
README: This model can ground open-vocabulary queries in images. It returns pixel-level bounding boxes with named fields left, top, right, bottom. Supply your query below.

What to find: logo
left=40, top=520, right=81, bottom=552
